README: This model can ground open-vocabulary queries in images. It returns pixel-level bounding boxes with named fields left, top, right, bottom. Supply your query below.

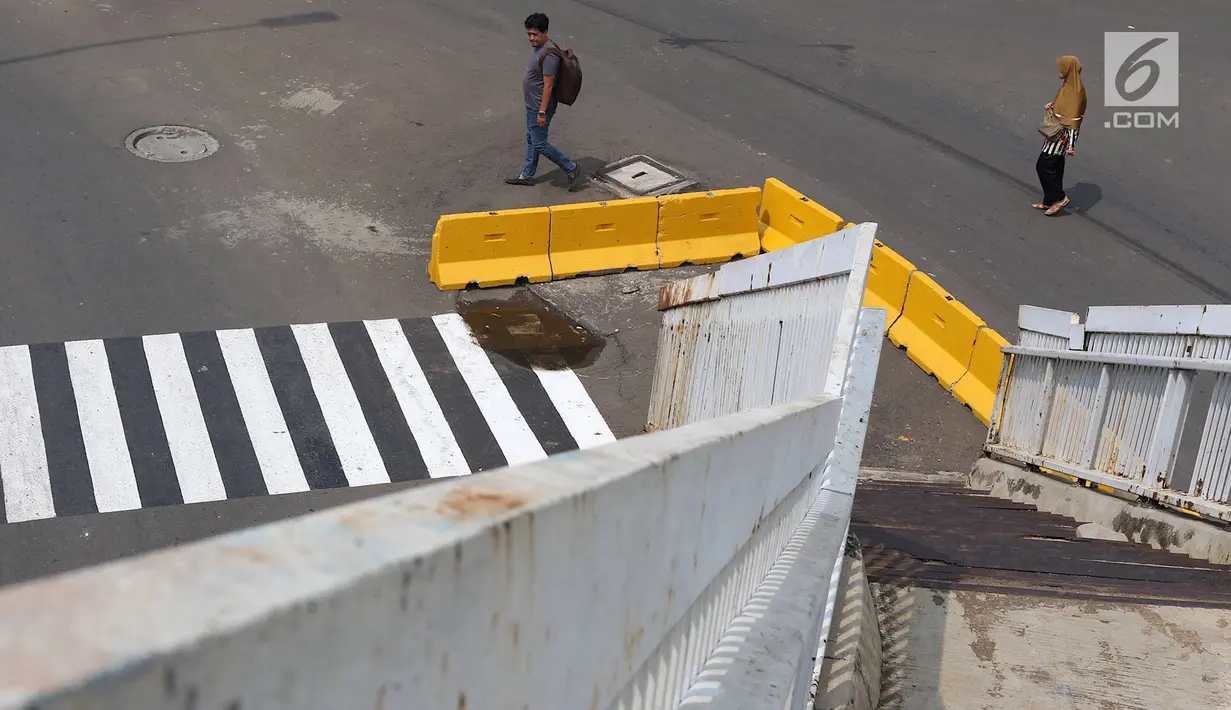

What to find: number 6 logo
left=1104, top=32, right=1179, bottom=107
left=1115, top=37, right=1168, bottom=102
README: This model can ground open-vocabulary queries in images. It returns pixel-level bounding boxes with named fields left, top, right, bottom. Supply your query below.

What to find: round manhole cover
left=124, top=125, right=219, bottom=163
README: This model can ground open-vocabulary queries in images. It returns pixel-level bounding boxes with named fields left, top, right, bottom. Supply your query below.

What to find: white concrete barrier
left=0, top=395, right=872, bottom=710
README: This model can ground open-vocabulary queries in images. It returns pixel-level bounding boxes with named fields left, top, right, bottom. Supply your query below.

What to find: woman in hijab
left=1033, top=55, right=1087, bottom=215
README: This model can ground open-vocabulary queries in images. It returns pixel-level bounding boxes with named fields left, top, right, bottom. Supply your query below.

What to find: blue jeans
left=522, top=106, right=576, bottom=178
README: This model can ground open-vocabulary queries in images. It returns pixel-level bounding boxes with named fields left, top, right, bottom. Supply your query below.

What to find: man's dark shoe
left=567, top=166, right=582, bottom=192
left=505, top=175, right=535, bottom=186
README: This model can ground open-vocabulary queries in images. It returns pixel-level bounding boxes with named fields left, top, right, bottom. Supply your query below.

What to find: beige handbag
left=1038, top=107, right=1064, bottom=139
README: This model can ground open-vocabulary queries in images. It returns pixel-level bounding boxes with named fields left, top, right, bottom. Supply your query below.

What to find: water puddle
left=456, top=289, right=605, bottom=370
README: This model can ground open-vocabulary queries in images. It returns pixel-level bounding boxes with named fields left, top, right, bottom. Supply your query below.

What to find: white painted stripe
left=0, top=346, right=55, bottom=522
left=364, top=319, right=470, bottom=478
left=291, top=323, right=390, bottom=487
left=432, top=313, right=547, bottom=465
left=64, top=340, right=142, bottom=513
left=533, top=366, right=616, bottom=448
left=216, top=329, right=310, bottom=495
left=143, top=334, right=227, bottom=504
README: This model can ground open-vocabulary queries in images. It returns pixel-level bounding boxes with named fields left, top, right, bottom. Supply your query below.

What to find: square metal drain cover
left=592, top=155, right=697, bottom=198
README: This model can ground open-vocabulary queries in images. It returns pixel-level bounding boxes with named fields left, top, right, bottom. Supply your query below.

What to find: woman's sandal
left=1045, top=197, right=1070, bottom=216
left=1031, top=203, right=1048, bottom=210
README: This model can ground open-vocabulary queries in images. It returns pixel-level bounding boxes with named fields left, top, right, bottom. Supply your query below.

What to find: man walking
left=505, top=13, right=582, bottom=191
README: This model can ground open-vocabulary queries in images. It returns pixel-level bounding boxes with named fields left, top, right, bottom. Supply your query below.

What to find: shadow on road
left=540, top=156, right=612, bottom=193
left=1066, top=182, right=1103, bottom=214
left=0, top=11, right=340, bottom=68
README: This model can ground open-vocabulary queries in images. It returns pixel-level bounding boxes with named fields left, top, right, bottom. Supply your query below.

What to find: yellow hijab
left=1053, top=55, right=1087, bottom=129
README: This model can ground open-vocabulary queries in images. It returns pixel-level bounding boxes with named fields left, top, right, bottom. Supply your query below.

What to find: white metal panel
left=766, top=232, right=827, bottom=289
left=719, top=253, right=773, bottom=297
left=1018, top=305, right=1079, bottom=338
left=1196, top=306, right=1231, bottom=337
left=1085, top=305, right=1206, bottom=335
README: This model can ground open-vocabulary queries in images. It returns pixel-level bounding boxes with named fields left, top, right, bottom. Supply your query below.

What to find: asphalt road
left=0, top=0, right=1226, bottom=584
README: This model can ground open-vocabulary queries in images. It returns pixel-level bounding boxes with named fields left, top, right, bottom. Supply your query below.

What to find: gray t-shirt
left=524, top=44, right=561, bottom=111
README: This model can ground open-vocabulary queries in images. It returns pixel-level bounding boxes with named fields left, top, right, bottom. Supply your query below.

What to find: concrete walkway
left=853, top=473, right=1231, bottom=709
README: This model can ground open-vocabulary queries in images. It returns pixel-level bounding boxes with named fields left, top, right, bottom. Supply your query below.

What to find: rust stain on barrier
left=224, top=546, right=272, bottom=564
left=624, top=626, right=645, bottom=666
left=436, top=487, right=527, bottom=521
left=658, top=272, right=718, bottom=310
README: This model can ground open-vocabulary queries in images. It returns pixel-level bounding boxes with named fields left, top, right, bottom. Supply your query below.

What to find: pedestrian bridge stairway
left=850, top=468, right=1231, bottom=710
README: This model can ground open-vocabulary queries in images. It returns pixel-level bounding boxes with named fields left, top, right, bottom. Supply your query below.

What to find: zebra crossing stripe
left=181, top=330, right=270, bottom=499
left=329, top=321, right=430, bottom=483
left=64, top=339, right=142, bottom=513
left=533, top=366, right=616, bottom=449
left=254, top=326, right=351, bottom=491
left=432, top=313, right=547, bottom=466
left=291, top=323, right=391, bottom=488
left=215, top=329, right=311, bottom=496
left=29, top=343, right=97, bottom=517
left=144, top=333, right=228, bottom=505
left=364, top=319, right=469, bottom=478
left=0, top=314, right=615, bottom=524
left=106, top=336, right=185, bottom=508
left=0, top=345, right=55, bottom=523
left=400, top=318, right=506, bottom=472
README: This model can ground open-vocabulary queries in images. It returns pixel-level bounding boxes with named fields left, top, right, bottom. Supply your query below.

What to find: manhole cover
left=124, top=125, right=220, bottom=163
left=592, top=154, right=697, bottom=198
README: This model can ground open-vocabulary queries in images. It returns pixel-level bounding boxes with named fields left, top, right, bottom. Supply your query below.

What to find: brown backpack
left=539, top=42, right=583, bottom=106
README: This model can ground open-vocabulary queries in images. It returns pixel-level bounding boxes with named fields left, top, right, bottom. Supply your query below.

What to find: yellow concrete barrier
left=951, top=326, right=1011, bottom=426
left=549, top=198, right=660, bottom=279
left=887, top=272, right=984, bottom=389
left=428, top=207, right=552, bottom=289
left=657, top=188, right=761, bottom=268
left=757, top=178, right=845, bottom=252
left=862, top=241, right=917, bottom=328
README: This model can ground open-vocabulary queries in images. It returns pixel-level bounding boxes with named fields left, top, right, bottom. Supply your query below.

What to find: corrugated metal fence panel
left=1040, top=359, right=1102, bottom=462
left=1192, top=337, right=1231, bottom=359
left=1086, top=332, right=1193, bottom=357
left=1020, top=330, right=1069, bottom=350
left=1093, top=364, right=1169, bottom=481
left=771, top=276, right=850, bottom=405
left=647, top=225, right=874, bottom=431
left=1193, top=372, right=1231, bottom=504
left=996, top=354, right=1052, bottom=451
left=647, top=305, right=701, bottom=432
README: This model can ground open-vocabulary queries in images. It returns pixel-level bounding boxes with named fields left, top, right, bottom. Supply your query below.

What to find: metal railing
left=989, top=304, right=1231, bottom=522
left=0, top=226, right=885, bottom=710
